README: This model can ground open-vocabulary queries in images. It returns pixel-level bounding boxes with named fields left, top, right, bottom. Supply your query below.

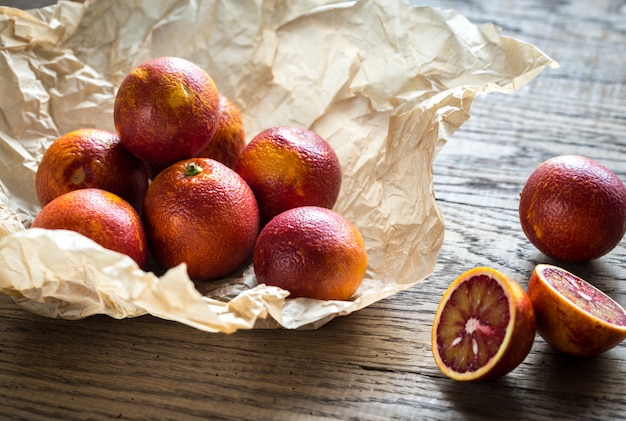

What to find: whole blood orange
left=432, top=267, right=536, bottom=381
left=235, top=126, right=341, bottom=224
left=528, top=264, right=626, bottom=356
left=35, top=128, right=148, bottom=212
left=253, top=206, right=367, bottom=301
left=519, top=155, right=626, bottom=262
left=198, top=94, right=246, bottom=169
left=142, top=158, right=259, bottom=280
left=31, top=188, right=148, bottom=268
left=114, top=56, right=220, bottom=166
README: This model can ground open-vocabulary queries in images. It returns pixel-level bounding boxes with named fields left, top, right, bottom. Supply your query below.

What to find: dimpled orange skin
left=35, top=128, right=149, bottom=212
left=528, top=264, right=626, bottom=356
left=142, top=158, right=260, bottom=280
left=114, top=56, right=220, bottom=166
left=235, top=126, right=342, bottom=224
left=198, top=94, right=246, bottom=169
left=253, top=206, right=367, bottom=301
left=519, top=155, right=626, bottom=262
left=31, top=188, right=148, bottom=268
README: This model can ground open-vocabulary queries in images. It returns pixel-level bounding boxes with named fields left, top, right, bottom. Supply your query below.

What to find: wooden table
left=2, top=0, right=625, bottom=419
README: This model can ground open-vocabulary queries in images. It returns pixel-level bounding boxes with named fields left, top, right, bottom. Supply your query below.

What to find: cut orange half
left=528, top=264, right=626, bottom=356
left=432, top=267, right=536, bottom=381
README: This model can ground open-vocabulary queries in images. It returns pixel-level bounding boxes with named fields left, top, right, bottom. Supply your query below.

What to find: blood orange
left=142, top=158, right=259, bottom=280
left=35, top=128, right=148, bottom=212
left=235, top=126, right=341, bottom=225
left=253, top=206, right=367, bottom=301
left=31, top=188, right=148, bottom=268
left=519, top=155, right=626, bottom=262
left=198, top=94, right=246, bottom=169
left=528, top=264, right=626, bottom=356
left=114, top=56, right=220, bottom=167
left=432, top=267, right=536, bottom=381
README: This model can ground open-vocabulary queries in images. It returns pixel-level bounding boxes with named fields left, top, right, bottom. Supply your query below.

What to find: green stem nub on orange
left=184, top=162, right=203, bottom=177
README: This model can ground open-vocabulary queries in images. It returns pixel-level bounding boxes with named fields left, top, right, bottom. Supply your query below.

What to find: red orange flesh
left=528, top=264, right=626, bottom=356
left=432, top=267, right=536, bottom=381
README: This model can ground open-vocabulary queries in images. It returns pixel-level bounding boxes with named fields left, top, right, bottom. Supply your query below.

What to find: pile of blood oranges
left=28, top=53, right=626, bottom=386
left=32, top=56, right=367, bottom=302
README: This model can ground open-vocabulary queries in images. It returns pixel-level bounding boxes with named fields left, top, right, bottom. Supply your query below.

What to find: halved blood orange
left=528, top=264, right=626, bottom=356
left=432, top=267, right=536, bottom=381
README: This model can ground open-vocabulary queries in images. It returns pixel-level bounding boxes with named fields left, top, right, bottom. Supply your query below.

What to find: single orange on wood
left=253, top=206, right=367, bottom=301
left=528, top=264, right=626, bottom=356
left=432, top=267, right=536, bottom=381
left=519, top=155, right=626, bottom=262
left=198, top=94, right=246, bottom=169
left=35, top=128, right=149, bottom=212
left=235, top=126, right=342, bottom=224
left=31, top=188, right=148, bottom=268
left=142, top=158, right=259, bottom=280
left=114, top=56, right=220, bottom=166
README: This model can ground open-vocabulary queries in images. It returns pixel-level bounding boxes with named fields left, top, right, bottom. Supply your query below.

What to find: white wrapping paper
left=0, top=0, right=556, bottom=332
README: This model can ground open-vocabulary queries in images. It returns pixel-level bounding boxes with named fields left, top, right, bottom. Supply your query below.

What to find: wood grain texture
left=2, top=0, right=626, bottom=420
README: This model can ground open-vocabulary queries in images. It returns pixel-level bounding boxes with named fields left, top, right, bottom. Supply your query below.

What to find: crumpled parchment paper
left=0, top=0, right=557, bottom=333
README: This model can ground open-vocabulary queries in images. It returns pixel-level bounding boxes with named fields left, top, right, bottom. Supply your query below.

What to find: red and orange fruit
left=142, top=158, right=259, bottom=280
left=35, top=128, right=148, bottom=212
left=114, top=56, right=221, bottom=167
left=432, top=267, right=536, bottom=381
left=236, top=126, right=342, bottom=224
left=519, top=155, right=626, bottom=262
left=31, top=188, right=148, bottom=268
left=253, top=206, right=367, bottom=301
left=198, top=94, right=246, bottom=169
left=528, top=264, right=626, bottom=356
